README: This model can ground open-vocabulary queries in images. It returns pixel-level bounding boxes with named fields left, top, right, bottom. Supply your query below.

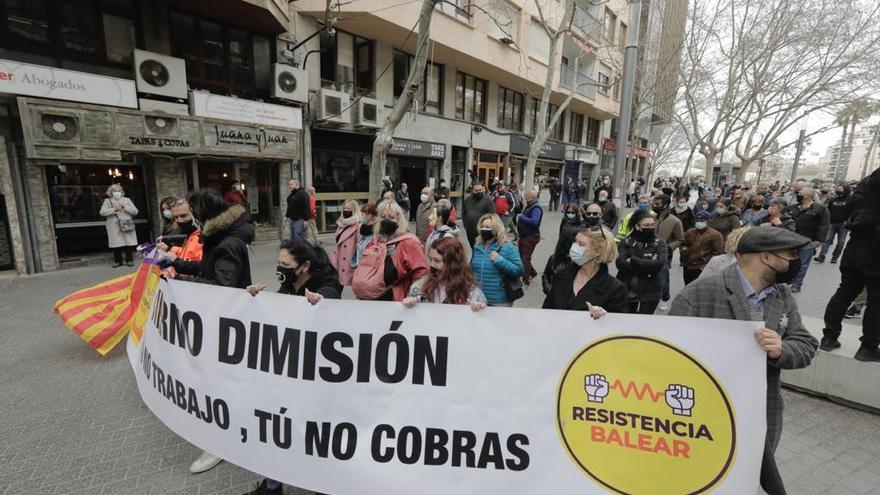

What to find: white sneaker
left=189, top=451, right=222, bottom=474
left=658, top=302, right=670, bottom=312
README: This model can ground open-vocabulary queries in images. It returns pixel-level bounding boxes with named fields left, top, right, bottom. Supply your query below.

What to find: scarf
left=674, top=203, right=688, bottom=214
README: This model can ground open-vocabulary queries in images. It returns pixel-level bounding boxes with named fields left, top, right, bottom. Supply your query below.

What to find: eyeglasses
left=584, top=212, right=601, bottom=217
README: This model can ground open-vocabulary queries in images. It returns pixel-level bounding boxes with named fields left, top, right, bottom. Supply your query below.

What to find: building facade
left=0, top=0, right=302, bottom=273
left=820, top=126, right=880, bottom=182
left=291, top=0, right=630, bottom=226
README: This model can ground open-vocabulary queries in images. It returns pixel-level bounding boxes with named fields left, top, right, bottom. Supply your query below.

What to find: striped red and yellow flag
left=54, top=247, right=163, bottom=355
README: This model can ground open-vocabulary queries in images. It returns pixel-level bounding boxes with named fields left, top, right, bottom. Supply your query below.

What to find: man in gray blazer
left=669, top=226, right=819, bottom=495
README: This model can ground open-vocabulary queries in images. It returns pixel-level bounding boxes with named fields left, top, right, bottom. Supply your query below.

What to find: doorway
left=475, top=151, right=506, bottom=188
left=397, top=158, right=426, bottom=220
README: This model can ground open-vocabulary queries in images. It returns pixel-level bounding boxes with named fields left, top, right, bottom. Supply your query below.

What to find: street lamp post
left=612, top=0, right=642, bottom=207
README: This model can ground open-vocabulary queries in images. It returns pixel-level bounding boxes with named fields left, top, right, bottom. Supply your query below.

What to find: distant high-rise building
left=820, top=126, right=880, bottom=181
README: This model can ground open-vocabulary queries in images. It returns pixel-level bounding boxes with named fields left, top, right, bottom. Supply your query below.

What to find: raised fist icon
left=665, top=384, right=695, bottom=416
left=584, top=374, right=610, bottom=403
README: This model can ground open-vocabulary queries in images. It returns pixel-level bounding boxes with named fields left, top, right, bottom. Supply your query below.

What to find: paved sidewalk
left=0, top=210, right=878, bottom=494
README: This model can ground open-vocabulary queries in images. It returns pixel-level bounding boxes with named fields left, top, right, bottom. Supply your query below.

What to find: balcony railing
left=560, top=65, right=598, bottom=99
left=573, top=6, right=603, bottom=40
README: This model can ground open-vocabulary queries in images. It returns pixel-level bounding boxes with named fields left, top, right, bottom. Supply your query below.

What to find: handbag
left=117, top=216, right=135, bottom=233
left=494, top=245, right=524, bottom=301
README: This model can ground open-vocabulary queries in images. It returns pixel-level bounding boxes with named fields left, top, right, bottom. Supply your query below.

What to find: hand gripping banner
left=127, top=278, right=767, bottom=495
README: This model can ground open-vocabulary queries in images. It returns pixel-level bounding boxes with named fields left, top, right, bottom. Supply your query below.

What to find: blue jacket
left=471, top=240, right=524, bottom=304
left=517, top=201, right=543, bottom=238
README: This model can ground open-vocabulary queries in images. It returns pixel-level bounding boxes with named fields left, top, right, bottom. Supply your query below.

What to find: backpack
left=352, top=234, right=419, bottom=300
left=494, top=193, right=511, bottom=216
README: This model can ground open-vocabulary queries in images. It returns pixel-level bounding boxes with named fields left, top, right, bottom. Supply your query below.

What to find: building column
left=0, top=137, right=27, bottom=274
left=25, top=163, right=58, bottom=271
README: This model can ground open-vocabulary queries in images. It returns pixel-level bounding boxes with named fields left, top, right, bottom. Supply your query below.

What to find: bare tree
left=369, top=0, right=441, bottom=200
left=522, top=0, right=577, bottom=193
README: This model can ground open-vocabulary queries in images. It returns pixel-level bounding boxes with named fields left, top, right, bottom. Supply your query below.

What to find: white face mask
left=162, top=209, right=172, bottom=219
left=112, top=191, right=122, bottom=199
left=420, top=194, right=429, bottom=203
left=233, top=184, right=241, bottom=192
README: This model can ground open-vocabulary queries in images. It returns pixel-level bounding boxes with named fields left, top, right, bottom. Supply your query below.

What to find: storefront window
left=451, top=146, right=467, bottom=194
left=46, top=163, right=149, bottom=256
left=313, top=151, right=370, bottom=193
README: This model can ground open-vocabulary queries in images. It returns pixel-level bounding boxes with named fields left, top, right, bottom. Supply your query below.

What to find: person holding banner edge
left=543, top=225, right=628, bottom=318
left=403, top=237, right=487, bottom=311
left=245, top=238, right=339, bottom=495
left=669, top=226, right=819, bottom=495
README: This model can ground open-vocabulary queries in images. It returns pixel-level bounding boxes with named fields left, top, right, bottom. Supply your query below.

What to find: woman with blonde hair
left=352, top=199, right=427, bottom=301
left=99, top=183, right=139, bottom=267
left=330, top=199, right=361, bottom=289
left=470, top=213, right=524, bottom=307
left=698, top=225, right=752, bottom=280
left=543, top=225, right=629, bottom=317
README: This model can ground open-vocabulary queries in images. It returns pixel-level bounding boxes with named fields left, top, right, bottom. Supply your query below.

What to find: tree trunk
left=679, top=144, right=698, bottom=184
left=369, top=0, right=439, bottom=201
left=735, top=158, right=753, bottom=184
left=701, top=150, right=718, bottom=186
left=523, top=0, right=574, bottom=193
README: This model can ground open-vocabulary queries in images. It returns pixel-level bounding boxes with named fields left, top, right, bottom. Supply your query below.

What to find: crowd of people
left=134, top=164, right=880, bottom=495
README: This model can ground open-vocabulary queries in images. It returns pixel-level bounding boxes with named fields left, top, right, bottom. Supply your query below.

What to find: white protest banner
left=126, top=278, right=767, bottom=495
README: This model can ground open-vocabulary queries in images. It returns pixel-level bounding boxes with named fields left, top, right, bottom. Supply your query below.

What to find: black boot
left=242, top=479, right=282, bottom=495
left=813, top=255, right=825, bottom=263
left=819, top=336, right=841, bottom=351
left=854, top=345, right=880, bottom=362
left=844, top=305, right=861, bottom=319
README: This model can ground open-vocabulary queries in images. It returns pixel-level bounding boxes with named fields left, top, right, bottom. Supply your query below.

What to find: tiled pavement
left=1, top=207, right=878, bottom=494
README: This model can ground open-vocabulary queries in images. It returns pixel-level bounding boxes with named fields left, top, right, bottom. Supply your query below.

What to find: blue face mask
left=695, top=221, right=707, bottom=230
left=569, top=243, right=596, bottom=266
left=638, top=204, right=650, bottom=211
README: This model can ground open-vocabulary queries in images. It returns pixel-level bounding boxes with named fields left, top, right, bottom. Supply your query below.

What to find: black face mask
left=479, top=229, right=494, bottom=241
left=380, top=219, right=398, bottom=236
left=472, top=192, right=484, bottom=200
left=752, top=204, right=762, bottom=211
left=633, top=229, right=655, bottom=242
left=276, top=265, right=298, bottom=286
left=178, top=219, right=197, bottom=235
left=584, top=216, right=601, bottom=227
left=342, top=210, right=353, bottom=219
left=769, top=254, right=801, bottom=285
left=429, top=266, right=441, bottom=277
left=652, top=206, right=665, bottom=216
left=360, top=223, right=373, bottom=236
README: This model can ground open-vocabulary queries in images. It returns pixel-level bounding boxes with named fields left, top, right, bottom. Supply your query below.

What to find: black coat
left=616, top=236, right=668, bottom=302
left=672, top=207, right=695, bottom=231
left=286, top=188, right=310, bottom=221
left=842, top=169, right=880, bottom=277
left=787, top=201, right=830, bottom=242
left=174, top=204, right=254, bottom=288
left=278, top=264, right=341, bottom=299
left=827, top=186, right=852, bottom=224
left=542, top=263, right=629, bottom=313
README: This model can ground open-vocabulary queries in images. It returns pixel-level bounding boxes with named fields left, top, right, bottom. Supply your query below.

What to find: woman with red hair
left=402, top=237, right=487, bottom=311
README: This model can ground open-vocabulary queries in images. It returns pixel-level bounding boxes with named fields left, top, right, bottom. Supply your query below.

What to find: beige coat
left=100, top=197, right=139, bottom=248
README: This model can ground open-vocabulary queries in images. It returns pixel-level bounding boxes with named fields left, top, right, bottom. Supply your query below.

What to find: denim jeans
left=289, top=218, right=306, bottom=241
left=792, top=243, right=816, bottom=289
left=819, top=223, right=848, bottom=259
left=660, top=255, right=672, bottom=301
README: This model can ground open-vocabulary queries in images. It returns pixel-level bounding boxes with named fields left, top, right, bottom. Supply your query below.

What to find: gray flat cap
left=736, top=226, right=810, bottom=254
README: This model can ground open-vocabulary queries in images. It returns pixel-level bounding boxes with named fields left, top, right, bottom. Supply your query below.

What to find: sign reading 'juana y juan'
left=128, top=279, right=768, bottom=495
left=0, top=59, right=137, bottom=108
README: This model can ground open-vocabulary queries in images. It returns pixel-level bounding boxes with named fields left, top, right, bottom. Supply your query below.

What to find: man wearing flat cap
left=670, top=226, right=819, bottom=495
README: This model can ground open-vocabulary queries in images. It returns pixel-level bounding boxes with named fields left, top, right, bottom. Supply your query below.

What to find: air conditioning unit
left=271, top=63, right=308, bottom=104
left=40, top=114, right=80, bottom=142
left=133, top=49, right=187, bottom=99
left=144, top=115, right=178, bottom=136
left=352, top=97, right=382, bottom=128
left=315, top=88, right=350, bottom=126
left=138, top=98, right=189, bottom=115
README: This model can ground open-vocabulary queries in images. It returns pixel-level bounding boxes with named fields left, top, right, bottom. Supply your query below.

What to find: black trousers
left=823, top=267, right=880, bottom=347
left=683, top=268, right=702, bottom=285
left=630, top=300, right=660, bottom=314
left=112, top=246, right=133, bottom=264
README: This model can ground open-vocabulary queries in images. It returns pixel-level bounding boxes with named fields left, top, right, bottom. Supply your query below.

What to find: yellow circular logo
left=557, top=336, right=736, bottom=494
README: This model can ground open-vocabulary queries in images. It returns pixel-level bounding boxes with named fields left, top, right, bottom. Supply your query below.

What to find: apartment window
left=612, top=77, right=621, bottom=99
left=619, top=22, right=627, bottom=49
left=440, top=0, right=471, bottom=23
left=455, top=71, right=486, bottom=123
left=354, top=36, right=374, bottom=93
left=170, top=12, right=273, bottom=97
left=2, top=0, right=139, bottom=65
left=394, top=49, right=443, bottom=115
left=528, top=20, right=551, bottom=64
left=485, top=0, right=519, bottom=43
left=586, top=118, right=601, bottom=148
left=497, top=86, right=524, bottom=131
left=532, top=100, right=563, bottom=140
left=610, top=118, right=618, bottom=138
left=569, top=112, right=585, bottom=144
left=603, top=8, right=616, bottom=42
left=598, top=65, right=611, bottom=94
